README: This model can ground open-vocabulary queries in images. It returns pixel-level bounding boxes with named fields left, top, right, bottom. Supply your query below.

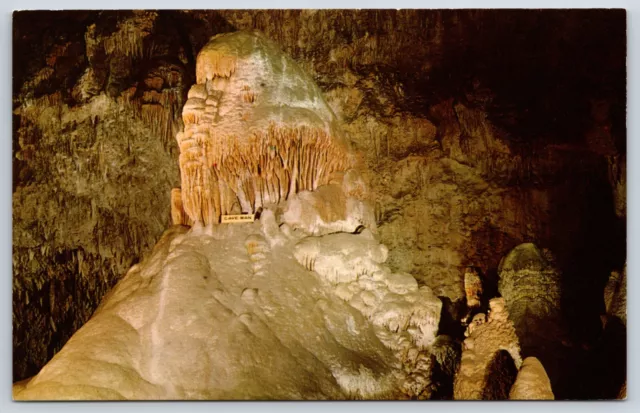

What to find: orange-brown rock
left=175, top=32, right=355, bottom=225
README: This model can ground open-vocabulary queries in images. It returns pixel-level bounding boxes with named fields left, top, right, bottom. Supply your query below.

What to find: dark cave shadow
left=437, top=296, right=466, bottom=339
left=482, top=350, right=518, bottom=400
left=521, top=155, right=625, bottom=400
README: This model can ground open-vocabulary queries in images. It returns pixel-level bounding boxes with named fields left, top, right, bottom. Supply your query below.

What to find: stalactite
left=173, top=33, right=354, bottom=226
left=170, top=188, right=193, bottom=226
left=103, top=15, right=153, bottom=60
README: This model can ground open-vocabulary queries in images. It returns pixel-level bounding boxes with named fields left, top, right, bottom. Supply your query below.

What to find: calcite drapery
left=174, top=31, right=354, bottom=225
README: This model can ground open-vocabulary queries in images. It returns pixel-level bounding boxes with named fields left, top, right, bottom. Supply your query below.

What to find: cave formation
left=12, top=9, right=626, bottom=400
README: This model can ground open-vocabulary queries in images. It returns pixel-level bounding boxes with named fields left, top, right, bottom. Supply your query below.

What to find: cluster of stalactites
left=175, top=123, right=351, bottom=225
left=195, top=48, right=237, bottom=84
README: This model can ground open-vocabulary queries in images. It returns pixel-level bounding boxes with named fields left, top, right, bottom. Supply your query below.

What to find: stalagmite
left=175, top=31, right=355, bottom=226
left=453, top=298, right=522, bottom=400
left=509, top=357, right=554, bottom=400
left=464, top=267, right=483, bottom=309
left=461, top=267, right=483, bottom=325
left=496, top=243, right=570, bottom=397
left=498, top=244, right=562, bottom=326
left=497, top=242, right=566, bottom=371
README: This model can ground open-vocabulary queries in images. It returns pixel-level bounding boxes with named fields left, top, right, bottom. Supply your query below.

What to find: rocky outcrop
left=453, top=298, right=521, bottom=400
left=13, top=29, right=443, bottom=400
left=13, top=219, right=401, bottom=400
left=497, top=243, right=569, bottom=392
left=13, top=202, right=442, bottom=400
left=509, top=357, right=554, bottom=400
left=290, top=202, right=442, bottom=399
left=293, top=229, right=442, bottom=346
left=498, top=243, right=563, bottom=330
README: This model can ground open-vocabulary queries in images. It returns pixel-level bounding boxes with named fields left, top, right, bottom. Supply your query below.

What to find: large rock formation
left=14, top=31, right=443, bottom=401
left=13, top=218, right=410, bottom=400
left=497, top=243, right=569, bottom=393
left=454, top=299, right=555, bottom=400
left=498, top=243, right=563, bottom=332
left=174, top=31, right=354, bottom=226
left=13, top=10, right=626, bottom=398
left=14, top=204, right=446, bottom=400
left=453, top=298, right=521, bottom=400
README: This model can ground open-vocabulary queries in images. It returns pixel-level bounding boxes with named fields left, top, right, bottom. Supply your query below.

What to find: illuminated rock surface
left=14, top=213, right=441, bottom=400
left=509, top=357, right=554, bottom=400
left=14, top=31, right=441, bottom=401
left=176, top=31, right=354, bottom=225
left=12, top=11, right=626, bottom=400
left=453, top=298, right=521, bottom=400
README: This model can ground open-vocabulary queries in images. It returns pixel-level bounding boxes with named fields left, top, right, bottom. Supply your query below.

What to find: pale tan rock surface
left=453, top=298, right=521, bottom=400
left=14, top=209, right=442, bottom=400
left=509, top=357, right=554, bottom=400
left=464, top=267, right=483, bottom=311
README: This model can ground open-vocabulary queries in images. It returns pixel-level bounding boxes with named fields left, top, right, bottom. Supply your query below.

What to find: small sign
left=221, top=214, right=256, bottom=224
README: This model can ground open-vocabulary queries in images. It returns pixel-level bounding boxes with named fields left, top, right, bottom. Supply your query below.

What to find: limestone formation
left=175, top=31, right=355, bottom=226
left=462, top=266, right=483, bottom=325
left=464, top=267, right=483, bottom=309
left=170, top=188, right=194, bottom=226
left=497, top=243, right=568, bottom=356
left=509, top=357, right=554, bottom=400
left=453, top=298, right=522, bottom=400
left=13, top=29, right=441, bottom=401
left=13, top=219, right=409, bottom=400
left=282, top=169, right=376, bottom=236
left=498, top=243, right=562, bottom=325
left=12, top=11, right=627, bottom=400
left=292, top=225, right=442, bottom=398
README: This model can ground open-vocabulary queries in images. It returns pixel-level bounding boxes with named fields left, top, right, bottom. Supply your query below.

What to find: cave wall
left=12, top=9, right=626, bottom=389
